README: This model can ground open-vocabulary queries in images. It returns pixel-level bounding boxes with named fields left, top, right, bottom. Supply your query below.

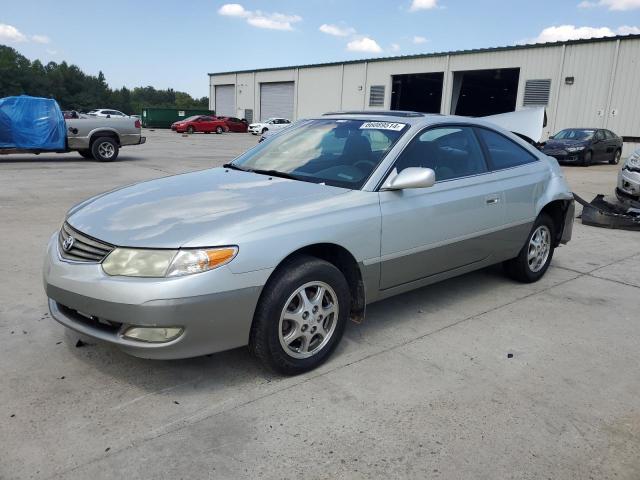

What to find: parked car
left=87, top=109, right=129, bottom=118
left=43, top=111, right=574, bottom=374
left=62, top=110, right=81, bottom=119
left=248, top=117, right=291, bottom=135
left=616, top=148, right=640, bottom=206
left=541, top=128, right=622, bottom=166
left=218, top=116, right=248, bottom=133
left=171, top=115, right=228, bottom=134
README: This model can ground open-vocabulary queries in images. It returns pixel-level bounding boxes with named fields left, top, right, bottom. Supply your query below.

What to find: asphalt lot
left=1, top=129, right=639, bottom=480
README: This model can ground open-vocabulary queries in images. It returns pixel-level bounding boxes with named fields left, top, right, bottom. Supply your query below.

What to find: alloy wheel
left=98, top=142, right=115, bottom=159
left=278, top=281, right=339, bottom=359
left=527, top=225, right=551, bottom=273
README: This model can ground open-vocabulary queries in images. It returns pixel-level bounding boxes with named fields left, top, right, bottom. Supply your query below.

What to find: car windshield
left=230, top=119, right=408, bottom=189
left=554, top=129, right=595, bottom=140
left=181, top=116, right=200, bottom=122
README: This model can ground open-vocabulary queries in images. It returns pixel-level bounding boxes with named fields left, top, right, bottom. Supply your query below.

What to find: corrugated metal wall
left=209, top=37, right=640, bottom=151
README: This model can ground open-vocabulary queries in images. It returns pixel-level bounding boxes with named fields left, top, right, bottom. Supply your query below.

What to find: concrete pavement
left=1, top=130, right=638, bottom=479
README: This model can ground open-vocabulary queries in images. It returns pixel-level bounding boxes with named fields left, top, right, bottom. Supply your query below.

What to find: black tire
left=78, top=149, right=93, bottom=159
left=91, top=137, right=119, bottom=162
left=261, top=128, right=268, bottom=134
left=216, top=126, right=224, bottom=134
left=609, top=149, right=621, bottom=165
left=581, top=150, right=592, bottom=166
left=249, top=255, right=350, bottom=375
left=504, top=213, right=555, bottom=283
left=187, top=126, right=195, bottom=134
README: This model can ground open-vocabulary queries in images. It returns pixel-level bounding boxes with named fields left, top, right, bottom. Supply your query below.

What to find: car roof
left=319, top=110, right=470, bottom=127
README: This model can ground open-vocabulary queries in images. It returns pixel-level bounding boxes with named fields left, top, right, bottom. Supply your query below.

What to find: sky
left=2, top=0, right=640, bottom=98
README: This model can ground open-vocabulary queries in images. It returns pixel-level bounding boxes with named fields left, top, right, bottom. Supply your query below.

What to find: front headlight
left=102, top=246, right=238, bottom=277
left=566, top=146, right=585, bottom=152
left=624, top=151, right=640, bottom=170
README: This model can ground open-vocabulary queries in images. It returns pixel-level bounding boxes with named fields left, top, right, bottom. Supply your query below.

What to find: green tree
left=0, top=45, right=208, bottom=114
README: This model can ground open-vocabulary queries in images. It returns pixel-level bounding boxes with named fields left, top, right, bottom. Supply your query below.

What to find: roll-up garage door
left=215, top=85, right=235, bottom=117
left=260, top=82, right=294, bottom=121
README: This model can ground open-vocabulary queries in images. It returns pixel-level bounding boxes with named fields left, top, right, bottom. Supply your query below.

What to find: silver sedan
left=43, top=112, right=574, bottom=374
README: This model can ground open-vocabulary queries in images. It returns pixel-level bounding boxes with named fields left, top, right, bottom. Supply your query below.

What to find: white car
left=87, top=109, right=129, bottom=118
left=248, top=117, right=291, bottom=135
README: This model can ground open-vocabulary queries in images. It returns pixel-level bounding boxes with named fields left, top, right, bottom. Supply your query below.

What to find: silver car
left=43, top=112, right=574, bottom=374
left=616, top=148, right=640, bottom=206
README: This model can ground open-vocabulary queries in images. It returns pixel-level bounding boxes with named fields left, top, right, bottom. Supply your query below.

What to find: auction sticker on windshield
left=360, top=122, right=406, bottom=131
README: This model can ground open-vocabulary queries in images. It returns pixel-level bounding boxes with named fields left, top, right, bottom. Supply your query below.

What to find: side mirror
left=548, top=135, right=555, bottom=139
left=382, top=167, right=436, bottom=191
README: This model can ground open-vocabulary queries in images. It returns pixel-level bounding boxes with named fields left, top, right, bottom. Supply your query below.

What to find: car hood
left=67, top=168, right=349, bottom=248
left=543, top=139, right=587, bottom=149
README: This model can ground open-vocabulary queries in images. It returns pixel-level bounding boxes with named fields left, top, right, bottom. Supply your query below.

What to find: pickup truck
left=65, top=114, right=146, bottom=161
left=0, top=96, right=145, bottom=161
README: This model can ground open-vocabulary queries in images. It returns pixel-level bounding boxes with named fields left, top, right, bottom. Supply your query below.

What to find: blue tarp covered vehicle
left=0, top=95, right=66, bottom=150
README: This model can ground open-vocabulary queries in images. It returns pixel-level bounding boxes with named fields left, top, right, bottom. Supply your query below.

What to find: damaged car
left=616, top=148, right=640, bottom=207
left=43, top=111, right=574, bottom=374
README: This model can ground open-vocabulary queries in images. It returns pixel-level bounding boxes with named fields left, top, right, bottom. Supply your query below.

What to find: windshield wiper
left=222, top=163, right=247, bottom=171
left=248, top=169, right=300, bottom=181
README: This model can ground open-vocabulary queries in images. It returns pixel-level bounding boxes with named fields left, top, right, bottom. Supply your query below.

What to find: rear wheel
left=216, top=126, right=224, bottom=134
left=504, top=213, right=555, bottom=283
left=609, top=149, right=621, bottom=165
left=581, top=150, right=592, bottom=166
left=91, top=137, right=119, bottom=162
left=249, top=255, right=350, bottom=375
left=187, top=126, right=195, bottom=134
left=78, top=149, right=93, bottom=159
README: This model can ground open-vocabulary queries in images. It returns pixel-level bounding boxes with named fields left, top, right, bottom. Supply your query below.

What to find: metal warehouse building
left=209, top=34, right=640, bottom=154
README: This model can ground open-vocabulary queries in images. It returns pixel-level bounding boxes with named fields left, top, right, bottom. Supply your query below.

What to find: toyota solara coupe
left=44, top=111, right=574, bottom=374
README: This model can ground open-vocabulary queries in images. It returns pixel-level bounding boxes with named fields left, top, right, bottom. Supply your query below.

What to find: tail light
left=134, top=119, right=141, bottom=128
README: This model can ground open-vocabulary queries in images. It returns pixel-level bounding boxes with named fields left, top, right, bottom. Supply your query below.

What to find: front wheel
left=216, top=126, right=224, bottom=134
left=187, top=126, right=195, bottom=134
left=91, top=137, right=119, bottom=162
left=581, top=150, right=592, bottom=166
left=249, top=255, right=350, bottom=375
left=609, top=149, right=621, bottom=165
left=504, top=213, right=555, bottom=283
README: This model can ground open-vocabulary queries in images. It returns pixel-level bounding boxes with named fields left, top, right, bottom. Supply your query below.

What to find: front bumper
left=617, top=168, right=640, bottom=201
left=43, top=233, right=270, bottom=359
left=544, top=150, right=585, bottom=164
left=248, top=126, right=261, bottom=135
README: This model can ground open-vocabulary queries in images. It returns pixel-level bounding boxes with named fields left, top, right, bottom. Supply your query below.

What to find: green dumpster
left=141, top=108, right=215, bottom=129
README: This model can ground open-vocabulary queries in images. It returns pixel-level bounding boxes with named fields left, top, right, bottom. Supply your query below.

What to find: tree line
left=0, top=45, right=208, bottom=114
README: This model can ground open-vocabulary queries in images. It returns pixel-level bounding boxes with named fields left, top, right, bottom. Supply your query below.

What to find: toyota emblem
left=62, top=236, right=75, bottom=252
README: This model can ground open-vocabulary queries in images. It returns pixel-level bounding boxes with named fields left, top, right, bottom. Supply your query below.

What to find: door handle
left=485, top=195, right=500, bottom=205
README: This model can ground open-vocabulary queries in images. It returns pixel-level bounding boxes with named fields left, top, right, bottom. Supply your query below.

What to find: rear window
left=476, top=128, right=538, bottom=170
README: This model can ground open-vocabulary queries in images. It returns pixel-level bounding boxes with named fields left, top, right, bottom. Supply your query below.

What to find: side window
left=476, top=128, right=538, bottom=170
left=394, top=126, right=487, bottom=181
left=595, top=130, right=605, bottom=141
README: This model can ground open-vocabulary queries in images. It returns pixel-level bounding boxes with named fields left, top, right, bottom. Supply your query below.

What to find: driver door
left=379, top=125, right=505, bottom=290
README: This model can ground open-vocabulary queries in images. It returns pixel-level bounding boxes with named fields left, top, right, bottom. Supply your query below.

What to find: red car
left=218, top=116, right=249, bottom=133
left=171, top=115, right=228, bottom=134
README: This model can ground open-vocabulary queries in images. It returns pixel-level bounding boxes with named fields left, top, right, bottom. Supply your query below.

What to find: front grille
left=58, top=222, right=114, bottom=263
left=57, top=302, right=122, bottom=333
left=544, top=149, right=567, bottom=156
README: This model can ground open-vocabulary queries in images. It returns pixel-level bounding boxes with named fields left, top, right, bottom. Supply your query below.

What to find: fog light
left=122, top=326, right=183, bottom=343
